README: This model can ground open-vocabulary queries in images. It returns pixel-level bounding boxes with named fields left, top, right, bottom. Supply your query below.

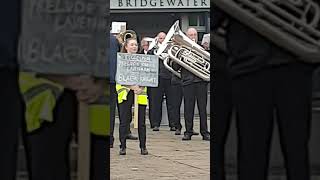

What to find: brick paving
left=110, top=117, right=210, bottom=180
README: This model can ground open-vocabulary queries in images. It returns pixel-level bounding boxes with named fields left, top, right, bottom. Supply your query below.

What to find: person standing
left=117, top=38, right=148, bottom=155
left=212, top=7, right=234, bottom=180
left=173, top=28, right=210, bottom=141
left=0, top=1, right=22, bottom=179
left=150, top=32, right=177, bottom=131
left=222, top=9, right=314, bottom=180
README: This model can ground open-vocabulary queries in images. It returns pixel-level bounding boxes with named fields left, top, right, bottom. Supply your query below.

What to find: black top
left=213, top=6, right=297, bottom=78
left=0, top=0, right=21, bottom=68
left=150, top=47, right=172, bottom=79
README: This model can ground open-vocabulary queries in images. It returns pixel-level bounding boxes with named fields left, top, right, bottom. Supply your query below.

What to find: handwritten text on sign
left=116, top=53, right=159, bottom=87
left=19, top=0, right=107, bottom=77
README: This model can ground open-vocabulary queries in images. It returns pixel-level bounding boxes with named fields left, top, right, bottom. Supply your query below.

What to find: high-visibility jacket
left=88, top=89, right=110, bottom=136
left=115, top=84, right=148, bottom=105
left=19, top=72, right=109, bottom=136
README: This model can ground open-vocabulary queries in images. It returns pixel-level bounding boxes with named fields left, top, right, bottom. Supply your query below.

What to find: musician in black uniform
left=172, top=28, right=210, bottom=141
left=212, top=6, right=233, bottom=180
left=169, top=73, right=183, bottom=135
left=218, top=5, right=315, bottom=180
left=139, top=38, right=156, bottom=129
left=149, top=32, right=176, bottom=131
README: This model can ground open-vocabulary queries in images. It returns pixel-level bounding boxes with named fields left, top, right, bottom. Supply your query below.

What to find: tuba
left=116, top=30, right=137, bottom=46
left=156, top=20, right=210, bottom=81
left=213, top=0, right=320, bottom=63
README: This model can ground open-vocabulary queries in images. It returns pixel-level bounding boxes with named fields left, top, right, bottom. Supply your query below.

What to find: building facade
left=110, top=0, right=210, bottom=41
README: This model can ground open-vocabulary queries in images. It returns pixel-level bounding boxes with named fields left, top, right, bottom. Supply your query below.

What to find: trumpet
left=156, top=20, right=210, bottom=81
left=213, top=0, right=320, bottom=63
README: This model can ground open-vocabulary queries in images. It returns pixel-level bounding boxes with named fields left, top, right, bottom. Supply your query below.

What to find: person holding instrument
left=116, top=38, right=148, bottom=155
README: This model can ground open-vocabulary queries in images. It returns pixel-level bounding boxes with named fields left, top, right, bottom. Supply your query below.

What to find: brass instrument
left=163, top=56, right=181, bottom=78
left=156, top=20, right=210, bottom=81
left=116, top=30, right=137, bottom=46
left=213, top=0, right=320, bottom=63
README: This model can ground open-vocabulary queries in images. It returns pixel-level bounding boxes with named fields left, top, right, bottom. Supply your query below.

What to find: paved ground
left=110, top=117, right=211, bottom=180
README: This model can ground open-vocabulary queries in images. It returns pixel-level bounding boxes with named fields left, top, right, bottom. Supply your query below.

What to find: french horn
left=213, top=0, right=320, bottom=63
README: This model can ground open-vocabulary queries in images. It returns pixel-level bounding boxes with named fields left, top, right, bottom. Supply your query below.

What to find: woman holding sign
left=116, top=38, right=148, bottom=155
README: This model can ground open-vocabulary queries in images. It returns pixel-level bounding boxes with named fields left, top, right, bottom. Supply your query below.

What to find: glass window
left=199, top=14, right=206, bottom=26
left=189, top=15, right=198, bottom=26
left=198, top=32, right=205, bottom=42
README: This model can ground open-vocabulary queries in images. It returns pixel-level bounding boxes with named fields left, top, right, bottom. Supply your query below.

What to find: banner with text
left=19, top=0, right=108, bottom=77
left=116, top=53, right=159, bottom=87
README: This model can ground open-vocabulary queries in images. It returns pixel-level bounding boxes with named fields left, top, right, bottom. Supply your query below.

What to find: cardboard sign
left=19, top=0, right=108, bottom=78
left=116, top=53, right=159, bottom=87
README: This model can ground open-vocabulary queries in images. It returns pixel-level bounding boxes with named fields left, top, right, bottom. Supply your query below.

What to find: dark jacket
left=150, top=47, right=172, bottom=80
left=109, top=34, right=120, bottom=83
left=213, top=6, right=296, bottom=78
left=171, top=42, right=205, bottom=86
left=0, top=0, right=21, bottom=68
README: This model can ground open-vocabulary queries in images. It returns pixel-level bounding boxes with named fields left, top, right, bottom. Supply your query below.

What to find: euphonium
left=116, top=30, right=137, bottom=46
left=213, top=0, right=320, bottom=63
left=156, top=20, right=210, bottom=81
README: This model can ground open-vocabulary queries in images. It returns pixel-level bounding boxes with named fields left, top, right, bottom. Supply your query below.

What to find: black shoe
left=126, top=134, right=138, bottom=140
left=110, top=136, right=114, bottom=148
left=182, top=134, right=192, bottom=140
left=119, top=147, right=126, bottom=155
left=175, top=129, right=181, bottom=135
left=141, top=148, right=148, bottom=155
left=192, top=130, right=199, bottom=136
left=153, top=126, right=159, bottom=131
left=202, top=134, right=210, bottom=141
left=170, top=127, right=177, bottom=131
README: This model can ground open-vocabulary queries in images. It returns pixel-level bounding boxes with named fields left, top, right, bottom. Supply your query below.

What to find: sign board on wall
left=110, top=0, right=210, bottom=9
left=116, top=53, right=159, bottom=87
left=19, top=0, right=108, bottom=78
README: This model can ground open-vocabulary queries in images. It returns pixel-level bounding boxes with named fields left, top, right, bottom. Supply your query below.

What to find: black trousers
left=118, top=91, right=146, bottom=148
left=0, top=68, right=21, bottom=180
left=110, top=83, right=116, bottom=142
left=110, top=83, right=133, bottom=144
left=90, top=135, right=108, bottom=180
left=149, top=77, right=175, bottom=127
left=232, top=63, right=313, bottom=180
left=183, top=82, right=209, bottom=136
left=212, top=70, right=233, bottom=180
left=170, top=83, right=183, bottom=130
left=24, top=90, right=108, bottom=180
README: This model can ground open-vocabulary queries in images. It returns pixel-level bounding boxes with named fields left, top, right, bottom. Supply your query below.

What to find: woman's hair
left=120, top=38, right=137, bottom=53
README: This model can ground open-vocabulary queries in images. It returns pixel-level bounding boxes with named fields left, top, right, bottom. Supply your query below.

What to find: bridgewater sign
left=110, top=0, right=210, bottom=9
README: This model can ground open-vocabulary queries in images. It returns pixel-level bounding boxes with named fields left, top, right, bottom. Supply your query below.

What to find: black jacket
left=213, top=6, right=296, bottom=78
left=0, top=0, right=21, bottom=68
left=150, top=47, right=172, bottom=80
left=172, top=50, right=204, bottom=86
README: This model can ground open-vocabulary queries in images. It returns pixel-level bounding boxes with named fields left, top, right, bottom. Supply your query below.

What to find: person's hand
left=202, top=42, right=209, bottom=50
left=76, top=81, right=105, bottom=103
left=129, top=85, right=140, bottom=91
left=134, top=86, right=144, bottom=95
left=64, top=75, right=95, bottom=91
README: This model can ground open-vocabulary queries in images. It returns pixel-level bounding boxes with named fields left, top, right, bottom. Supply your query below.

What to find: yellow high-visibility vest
left=19, top=72, right=109, bottom=136
left=115, top=84, right=148, bottom=105
left=88, top=89, right=110, bottom=136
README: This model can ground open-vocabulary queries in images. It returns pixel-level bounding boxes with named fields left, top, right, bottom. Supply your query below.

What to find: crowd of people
left=109, top=22, right=211, bottom=156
